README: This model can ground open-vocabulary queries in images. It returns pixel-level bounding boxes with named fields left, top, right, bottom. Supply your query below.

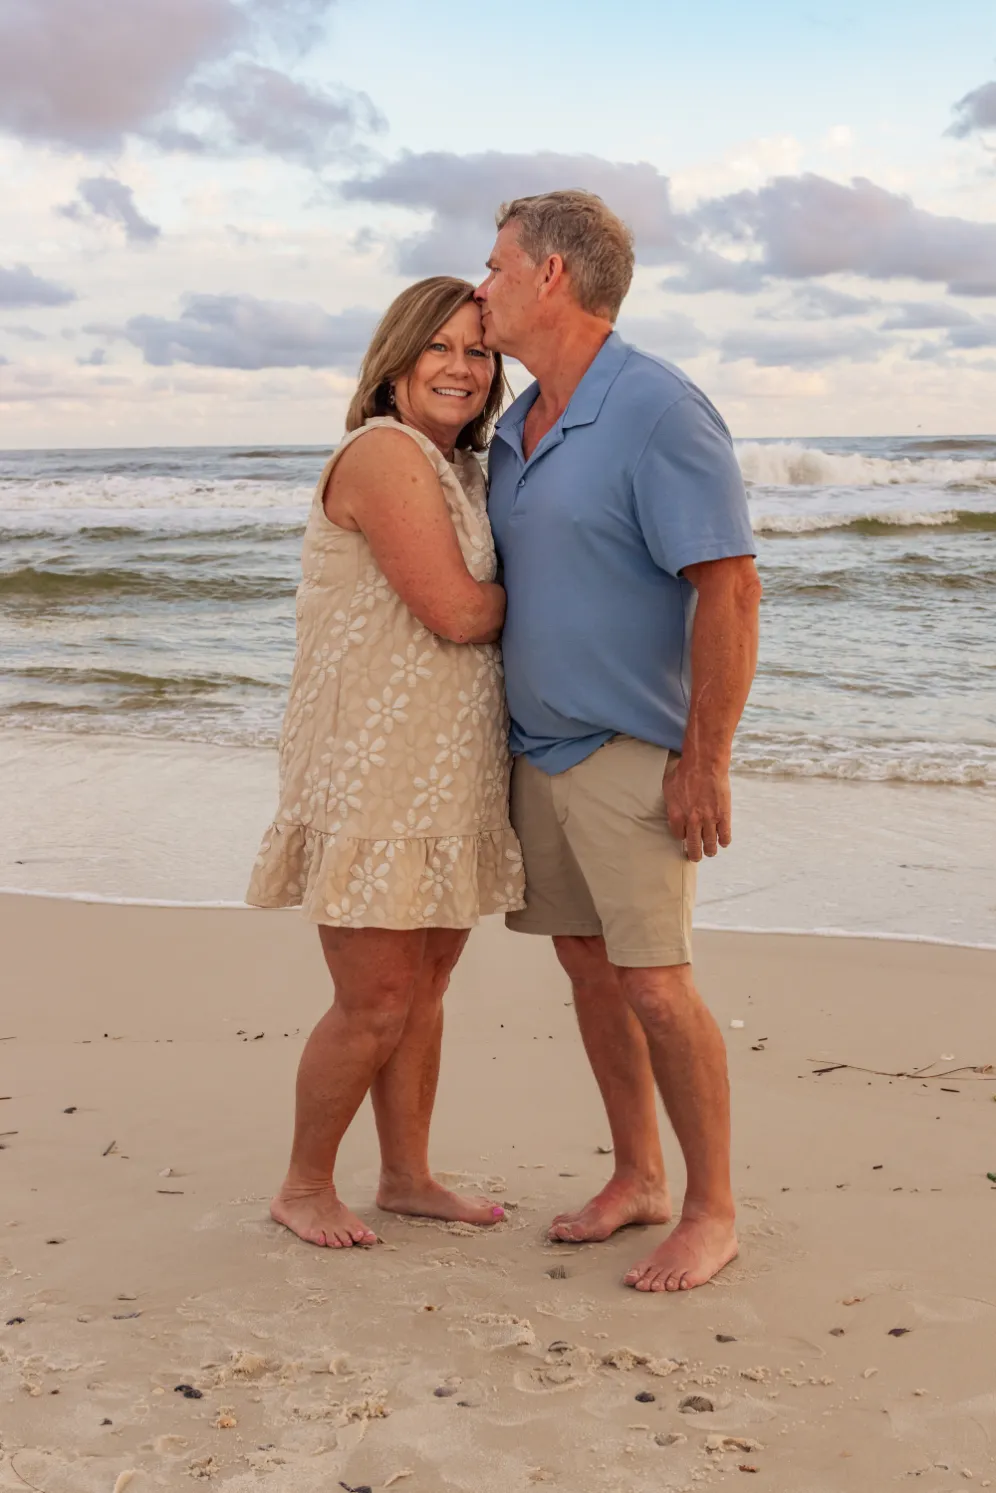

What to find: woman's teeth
left=432, top=388, right=470, bottom=398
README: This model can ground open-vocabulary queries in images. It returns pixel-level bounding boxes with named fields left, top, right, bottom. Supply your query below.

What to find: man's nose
left=473, top=278, right=489, bottom=303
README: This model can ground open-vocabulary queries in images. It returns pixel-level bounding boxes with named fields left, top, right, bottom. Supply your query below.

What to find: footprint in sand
left=452, top=1312, right=537, bottom=1351
left=514, top=1342, right=597, bottom=1394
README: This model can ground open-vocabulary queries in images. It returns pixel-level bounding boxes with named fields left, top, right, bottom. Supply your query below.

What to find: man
left=476, top=190, right=761, bottom=1293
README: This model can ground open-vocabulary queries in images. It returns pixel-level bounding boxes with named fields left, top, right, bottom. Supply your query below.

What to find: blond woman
left=247, top=278, right=524, bottom=1248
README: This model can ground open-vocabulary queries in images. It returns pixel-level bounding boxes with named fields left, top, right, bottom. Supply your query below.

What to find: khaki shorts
left=506, top=735, right=696, bottom=968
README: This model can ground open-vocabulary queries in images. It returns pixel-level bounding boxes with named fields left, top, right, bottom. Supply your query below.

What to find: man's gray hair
left=496, top=190, right=635, bottom=321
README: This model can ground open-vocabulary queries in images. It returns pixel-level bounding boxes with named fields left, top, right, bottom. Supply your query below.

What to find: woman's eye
left=468, top=348, right=489, bottom=359
left=427, top=341, right=446, bottom=352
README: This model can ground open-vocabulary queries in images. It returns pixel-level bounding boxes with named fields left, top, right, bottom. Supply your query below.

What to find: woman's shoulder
left=331, top=418, right=444, bottom=483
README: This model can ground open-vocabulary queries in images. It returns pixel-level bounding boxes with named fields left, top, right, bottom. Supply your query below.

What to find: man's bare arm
left=664, top=554, right=762, bottom=862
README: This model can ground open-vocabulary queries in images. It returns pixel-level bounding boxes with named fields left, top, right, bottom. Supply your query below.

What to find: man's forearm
left=682, top=563, right=761, bottom=768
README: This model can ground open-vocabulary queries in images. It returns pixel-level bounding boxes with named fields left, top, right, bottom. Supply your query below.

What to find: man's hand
left=665, top=554, right=761, bottom=862
left=663, top=755, right=733, bottom=862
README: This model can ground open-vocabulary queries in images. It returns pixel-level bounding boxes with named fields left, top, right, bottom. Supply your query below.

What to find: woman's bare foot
left=624, top=1213, right=738, bottom=1292
left=377, top=1174, right=505, bottom=1227
left=270, top=1186, right=378, bottom=1248
left=548, top=1174, right=672, bottom=1243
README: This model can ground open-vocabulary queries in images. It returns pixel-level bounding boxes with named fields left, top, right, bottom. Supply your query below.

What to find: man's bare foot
left=270, top=1187, right=378, bottom=1248
left=548, top=1174, right=672, bottom=1243
left=377, top=1175, right=505, bottom=1227
left=624, top=1213, right=738, bottom=1292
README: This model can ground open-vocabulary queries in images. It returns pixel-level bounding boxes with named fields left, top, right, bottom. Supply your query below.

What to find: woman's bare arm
left=324, top=429, right=505, bottom=644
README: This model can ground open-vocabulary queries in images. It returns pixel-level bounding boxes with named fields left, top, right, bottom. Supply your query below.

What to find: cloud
left=879, top=301, right=979, bottom=331
left=0, top=0, right=372, bottom=165
left=77, top=347, right=108, bottom=366
left=758, top=285, right=881, bottom=320
left=106, top=293, right=377, bottom=369
left=616, top=312, right=708, bottom=360
left=947, top=80, right=996, bottom=138
left=341, top=150, right=683, bottom=274
left=344, top=151, right=996, bottom=302
left=0, top=264, right=77, bottom=308
left=945, top=316, right=996, bottom=349
left=0, top=0, right=242, bottom=149
left=58, top=177, right=161, bottom=245
left=2, top=324, right=47, bottom=341
left=187, top=63, right=383, bottom=167
left=719, top=323, right=889, bottom=367
left=691, top=174, right=996, bottom=296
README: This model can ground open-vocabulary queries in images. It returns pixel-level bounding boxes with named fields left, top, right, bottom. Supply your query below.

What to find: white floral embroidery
left=392, top=808, right=434, bottom=836
left=348, top=854, right=392, bottom=904
left=342, top=729, right=387, bottom=776
left=364, top=686, right=410, bottom=734
left=390, top=643, right=435, bottom=689
left=435, top=722, right=475, bottom=771
left=412, top=763, right=454, bottom=814
left=456, top=670, right=492, bottom=727
left=327, top=771, right=364, bottom=822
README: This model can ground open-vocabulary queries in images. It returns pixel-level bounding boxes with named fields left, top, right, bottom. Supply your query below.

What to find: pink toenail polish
left=492, top=1206, right=505, bottom=1218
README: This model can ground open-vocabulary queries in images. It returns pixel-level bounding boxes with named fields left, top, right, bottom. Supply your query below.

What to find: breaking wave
left=736, top=441, right=996, bottom=490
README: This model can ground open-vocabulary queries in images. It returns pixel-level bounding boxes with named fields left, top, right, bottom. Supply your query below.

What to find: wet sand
left=3, top=728, right=996, bottom=944
left=1, top=895, right=995, bottom=1492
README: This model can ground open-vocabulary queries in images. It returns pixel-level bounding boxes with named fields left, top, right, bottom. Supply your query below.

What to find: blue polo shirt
left=488, top=332, right=755, bottom=775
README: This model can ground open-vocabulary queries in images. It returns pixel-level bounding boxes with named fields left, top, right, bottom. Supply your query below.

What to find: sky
left=1, top=0, right=995, bottom=447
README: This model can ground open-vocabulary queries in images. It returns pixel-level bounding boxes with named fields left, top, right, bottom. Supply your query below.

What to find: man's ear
left=537, top=253, right=566, bottom=300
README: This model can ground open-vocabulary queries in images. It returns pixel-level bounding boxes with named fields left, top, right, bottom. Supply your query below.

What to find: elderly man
left=476, top=191, right=761, bottom=1293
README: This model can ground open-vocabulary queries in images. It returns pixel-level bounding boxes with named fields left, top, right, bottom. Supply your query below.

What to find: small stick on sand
left=809, top=1059, right=995, bottom=1082
left=10, top=1455, right=45, bottom=1492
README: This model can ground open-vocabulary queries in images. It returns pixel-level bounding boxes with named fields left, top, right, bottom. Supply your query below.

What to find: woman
left=247, top=277, right=525, bottom=1249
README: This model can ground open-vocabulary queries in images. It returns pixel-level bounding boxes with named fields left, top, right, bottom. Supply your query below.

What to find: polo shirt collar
left=495, top=330, right=631, bottom=451
left=562, top=330, right=630, bottom=429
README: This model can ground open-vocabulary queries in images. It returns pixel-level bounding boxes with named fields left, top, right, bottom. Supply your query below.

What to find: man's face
left=474, top=223, right=541, bottom=355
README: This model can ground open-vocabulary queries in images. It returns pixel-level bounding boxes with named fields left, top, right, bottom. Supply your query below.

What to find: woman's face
left=394, top=301, right=494, bottom=448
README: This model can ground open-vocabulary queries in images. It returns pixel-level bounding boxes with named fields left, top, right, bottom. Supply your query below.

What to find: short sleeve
left=631, top=391, right=756, bottom=577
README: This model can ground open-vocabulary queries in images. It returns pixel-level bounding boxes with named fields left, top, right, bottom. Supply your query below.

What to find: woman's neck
left=394, top=411, right=456, bottom=462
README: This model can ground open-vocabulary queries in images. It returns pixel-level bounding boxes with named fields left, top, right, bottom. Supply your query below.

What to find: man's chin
left=481, top=321, right=503, bottom=353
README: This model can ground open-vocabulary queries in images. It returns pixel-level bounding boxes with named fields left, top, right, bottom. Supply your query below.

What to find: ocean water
left=1, top=434, right=995, bottom=789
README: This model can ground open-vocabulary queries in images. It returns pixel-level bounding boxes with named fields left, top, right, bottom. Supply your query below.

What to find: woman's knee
left=419, top=930, right=470, bottom=998
left=334, top=969, right=417, bottom=1045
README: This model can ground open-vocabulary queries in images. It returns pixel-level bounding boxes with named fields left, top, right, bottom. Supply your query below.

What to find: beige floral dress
left=246, top=417, right=525, bottom=928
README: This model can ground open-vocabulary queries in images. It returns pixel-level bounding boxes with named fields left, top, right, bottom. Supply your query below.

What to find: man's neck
left=521, top=318, right=614, bottom=422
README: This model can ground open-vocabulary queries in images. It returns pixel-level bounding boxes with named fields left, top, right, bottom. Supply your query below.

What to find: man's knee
left=553, top=934, right=612, bottom=988
left=617, top=963, right=696, bottom=1025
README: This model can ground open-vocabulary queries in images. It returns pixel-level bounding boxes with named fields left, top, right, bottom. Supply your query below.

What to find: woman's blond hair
left=345, top=277, right=506, bottom=451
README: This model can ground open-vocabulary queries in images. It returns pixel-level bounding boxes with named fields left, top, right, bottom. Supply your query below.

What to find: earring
left=387, top=384, right=396, bottom=408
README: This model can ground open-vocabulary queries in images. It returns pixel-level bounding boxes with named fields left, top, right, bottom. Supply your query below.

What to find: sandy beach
left=2, top=894, right=994, bottom=1491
